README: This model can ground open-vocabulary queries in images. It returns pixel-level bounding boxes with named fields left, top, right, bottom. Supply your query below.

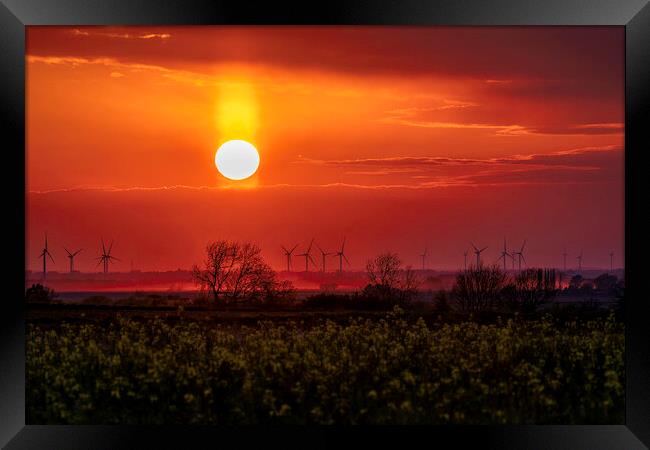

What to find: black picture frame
left=1, top=1, right=648, bottom=448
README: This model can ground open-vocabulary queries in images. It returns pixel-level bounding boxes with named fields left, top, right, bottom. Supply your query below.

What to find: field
left=26, top=305, right=624, bottom=425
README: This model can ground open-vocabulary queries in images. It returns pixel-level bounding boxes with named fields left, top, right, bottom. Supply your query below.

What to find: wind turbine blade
left=109, top=256, right=121, bottom=262
left=521, top=254, right=526, bottom=264
left=64, top=247, right=71, bottom=256
left=520, top=240, right=527, bottom=252
left=281, top=245, right=289, bottom=253
left=470, top=242, right=478, bottom=251
left=47, top=252, right=55, bottom=263
left=480, top=246, right=488, bottom=252
left=101, top=237, right=106, bottom=254
left=108, top=240, right=114, bottom=255
left=341, top=237, right=346, bottom=253
left=343, top=254, right=350, bottom=265
left=316, top=243, right=324, bottom=254
left=308, top=255, right=317, bottom=266
left=290, top=244, right=298, bottom=253
left=96, top=258, right=104, bottom=267
left=74, top=249, right=83, bottom=256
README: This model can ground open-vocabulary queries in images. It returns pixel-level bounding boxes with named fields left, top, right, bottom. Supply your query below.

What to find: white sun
left=214, top=140, right=260, bottom=181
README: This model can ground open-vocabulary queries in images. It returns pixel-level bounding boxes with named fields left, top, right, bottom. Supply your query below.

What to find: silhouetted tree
left=594, top=273, right=618, bottom=293
left=513, top=268, right=558, bottom=313
left=452, top=263, right=507, bottom=313
left=25, top=284, right=55, bottom=304
left=364, top=252, right=419, bottom=305
left=192, top=240, right=292, bottom=303
left=569, top=274, right=584, bottom=290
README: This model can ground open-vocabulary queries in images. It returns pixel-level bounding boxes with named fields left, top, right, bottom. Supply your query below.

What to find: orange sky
left=26, top=26, right=624, bottom=272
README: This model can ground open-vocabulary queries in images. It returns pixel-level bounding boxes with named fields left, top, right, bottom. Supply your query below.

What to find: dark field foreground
left=26, top=307, right=624, bottom=425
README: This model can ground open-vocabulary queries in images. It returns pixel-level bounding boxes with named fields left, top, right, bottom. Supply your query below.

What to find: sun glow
left=216, top=81, right=258, bottom=141
left=215, top=140, right=260, bottom=181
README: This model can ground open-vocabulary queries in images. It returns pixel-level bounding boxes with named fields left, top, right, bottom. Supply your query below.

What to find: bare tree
left=452, top=263, right=507, bottom=313
left=513, top=268, right=558, bottom=313
left=366, top=253, right=401, bottom=290
left=192, top=240, right=291, bottom=303
left=365, top=252, right=420, bottom=304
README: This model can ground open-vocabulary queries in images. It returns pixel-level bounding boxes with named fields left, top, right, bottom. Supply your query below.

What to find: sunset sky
left=26, top=26, right=624, bottom=272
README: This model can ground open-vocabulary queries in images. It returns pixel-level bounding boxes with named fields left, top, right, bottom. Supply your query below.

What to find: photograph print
left=25, top=26, right=625, bottom=425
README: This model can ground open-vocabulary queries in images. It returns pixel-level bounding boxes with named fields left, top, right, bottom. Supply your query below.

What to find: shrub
left=452, top=263, right=507, bottom=313
left=25, top=284, right=56, bottom=304
left=512, top=268, right=559, bottom=313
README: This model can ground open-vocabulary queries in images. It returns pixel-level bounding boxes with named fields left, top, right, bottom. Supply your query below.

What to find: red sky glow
left=26, top=26, right=624, bottom=272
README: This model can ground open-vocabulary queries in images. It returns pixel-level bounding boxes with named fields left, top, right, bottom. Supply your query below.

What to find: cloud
left=380, top=107, right=623, bottom=137
left=71, top=29, right=171, bottom=40
left=27, top=182, right=453, bottom=194
left=294, top=155, right=483, bottom=168
left=27, top=27, right=621, bottom=91
left=291, top=145, right=623, bottom=186
left=26, top=55, right=372, bottom=96
left=28, top=144, right=622, bottom=196
left=294, top=145, right=620, bottom=168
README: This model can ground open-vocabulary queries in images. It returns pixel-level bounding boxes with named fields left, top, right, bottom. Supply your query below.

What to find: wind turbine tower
left=470, top=242, right=488, bottom=267
left=64, top=247, right=82, bottom=273
left=463, top=249, right=469, bottom=271
left=562, top=248, right=568, bottom=271
left=39, top=232, right=54, bottom=278
left=296, top=239, right=316, bottom=272
left=513, top=239, right=527, bottom=271
left=420, top=247, right=428, bottom=270
left=576, top=250, right=583, bottom=271
left=97, top=238, right=120, bottom=274
left=281, top=244, right=298, bottom=272
left=335, top=237, right=350, bottom=273
left=610, top=251, right=614, bottom=272
left=316, top=244, right=334, bottom=273
left=498, top=238, right=512, bottom=271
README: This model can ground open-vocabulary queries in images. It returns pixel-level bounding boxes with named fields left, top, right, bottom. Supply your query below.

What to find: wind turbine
left=39, top=232, right=55, bottom=278
left=497, top=238, right=512, bottom=271
left=316, top=243, right=334, bottom=273
left=463, top=249, right=469, bottom=271
left=513, top=239, right=527, bottom=271
left=335, top=237, right=350, bottom=272
left=281, top=244, right=298, bottom=272
left=97, top=238, right=120, bottom=274
left=470, top=242, right=488, bottom=267
left=576, top=250, right=583, bottom=271
left=420, top=247, right=428, bottom=270
left=64, top=247, right=82, bottom=273
left=296, top=238, right=316, bottom=272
